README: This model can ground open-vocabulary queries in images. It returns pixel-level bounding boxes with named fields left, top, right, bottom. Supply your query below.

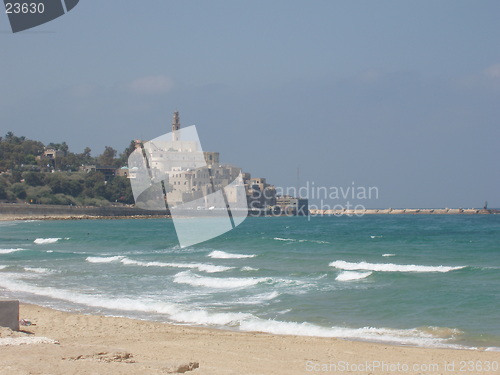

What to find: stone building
left=245, top=177, right=276, bottom=210
left=139, top=112, right=244, bottom=208
left=275, top=195, right=309, bottom=216
left=129, top=111, right=305, bottom=215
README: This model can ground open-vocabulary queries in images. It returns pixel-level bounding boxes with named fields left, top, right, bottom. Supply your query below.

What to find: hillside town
left=0, top=113, right=308, bottom=216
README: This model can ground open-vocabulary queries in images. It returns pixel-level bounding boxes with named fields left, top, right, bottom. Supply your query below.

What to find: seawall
left=0, top=203, right=169, bottom=220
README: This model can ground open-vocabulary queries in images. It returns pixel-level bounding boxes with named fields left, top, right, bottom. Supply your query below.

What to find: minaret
left=172, top=111, right=180, bottom=141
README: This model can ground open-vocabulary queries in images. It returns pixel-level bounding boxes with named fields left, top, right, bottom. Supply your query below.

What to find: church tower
left=172, top=111, right=180, bottom=141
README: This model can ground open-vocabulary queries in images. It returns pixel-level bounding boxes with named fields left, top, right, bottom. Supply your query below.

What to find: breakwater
left=309, top=208, right=496, bottom=215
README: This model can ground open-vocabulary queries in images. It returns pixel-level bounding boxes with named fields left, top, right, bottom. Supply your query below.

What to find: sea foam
left=120, top=257, right=233, bottom=273
left=0, top=274, right=181, bottom=316
left=208, top=250, right=255, bottom=259
left=238, top=319, right=465, bottom=348
left=329, top=260, right=465, bottom=273
left=173, top=271, right=269, bottom=289
left=335, top=271, right=372, bottom=281
left=0, top=274, right=468, bottom=349
left=24, top=267, right=55, bottom=274
left=34, top=238, right=61, bottom=244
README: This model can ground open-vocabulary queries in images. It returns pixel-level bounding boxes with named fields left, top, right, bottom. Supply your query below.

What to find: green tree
left=83, top=172, right=106, bottom=198
left=118, top=140, right=137, bottom=167
left=104, top=176, right=134, bottom=203
left=98, top=146, right=117, bottom=167
left=10, top=183, right=27, bottom=199
left=0, top=184, right=7, bottom=200
left=58, top=153, right=82, bottom=171
left=23, top=172, right=44, bottom=186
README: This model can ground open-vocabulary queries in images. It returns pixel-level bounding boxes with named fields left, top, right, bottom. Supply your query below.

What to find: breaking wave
left=208, top=250, right=255, bottom=259
left=241, top=266, right=259, bottom=271
left=273, top=237, right=295, bottom=242
left=23, top=267, right=55, bottom=274
left=335, top=271, right=372, bottom=281
left=238, top=319, right=465, bottom=348
left=34, top=238, right=61, bottom=244
left=329, top=260, right=465, bottom=273
left=86, top=256, right=125, bottom=263
left=235, top=291, right=280, bottom=305
left=119, top=258, right=233, bottom=273
left=173, top=271, right=270, bottom=289
left=0, top=274, right=469, bottom=349
left=85, top=256, right=232, bottom=273
left=0, top=248, right=24, bottom=254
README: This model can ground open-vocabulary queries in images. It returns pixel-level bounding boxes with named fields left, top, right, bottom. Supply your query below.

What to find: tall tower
left=172, top=111, right=180, bottom=141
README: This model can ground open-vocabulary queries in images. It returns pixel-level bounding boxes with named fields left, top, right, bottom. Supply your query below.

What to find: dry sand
left=0, top=304, right=498, bottom=374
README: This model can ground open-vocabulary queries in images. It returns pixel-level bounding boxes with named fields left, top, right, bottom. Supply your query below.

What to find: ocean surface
left=1, top=215, right=499, bottom=350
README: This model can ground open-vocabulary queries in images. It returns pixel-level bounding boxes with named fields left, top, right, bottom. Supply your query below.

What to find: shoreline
left=1, top=202, right=498, bottom=222
left=0, top=214, right=170, bottom=221
left=0, top=210, right=497, bottom=222
left=0, top=303, right=498, bottom=375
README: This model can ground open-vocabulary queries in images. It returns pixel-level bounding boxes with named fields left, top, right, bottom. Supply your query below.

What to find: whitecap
left=85, top=256, right=125, bottom=263
left=298, top=239, right=330, bottom=244
left=208, top=250, right=255, bottom=259
left=329, top=260, right=465, bottom=273
left=0, top=248, right=24, bottom=254
left=273, top=237, right=295, bottom=242
left=335, top=271, right=372, bottom=281
left=240, top=266, right=259, bottom=271
left=382, top=253, right=396, bottom=257
left=34, top=238, right=61, bottom=244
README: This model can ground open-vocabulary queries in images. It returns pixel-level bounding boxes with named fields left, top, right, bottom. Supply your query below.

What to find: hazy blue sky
left=1, top=1, right=499, bottom=208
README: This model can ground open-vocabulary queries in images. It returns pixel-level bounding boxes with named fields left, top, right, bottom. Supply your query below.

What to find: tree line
left=0, top=132, right=136, bottom=206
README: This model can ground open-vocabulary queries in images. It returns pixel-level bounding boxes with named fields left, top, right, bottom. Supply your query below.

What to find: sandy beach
left=0, top=304, right=497, bottom=375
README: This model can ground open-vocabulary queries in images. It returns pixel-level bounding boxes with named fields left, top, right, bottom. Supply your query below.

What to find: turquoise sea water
left=1, top=215, right=499, bottom=349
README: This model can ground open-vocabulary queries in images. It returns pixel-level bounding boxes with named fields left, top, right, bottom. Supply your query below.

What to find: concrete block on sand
left=0, top=299, right=19, bottom=331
